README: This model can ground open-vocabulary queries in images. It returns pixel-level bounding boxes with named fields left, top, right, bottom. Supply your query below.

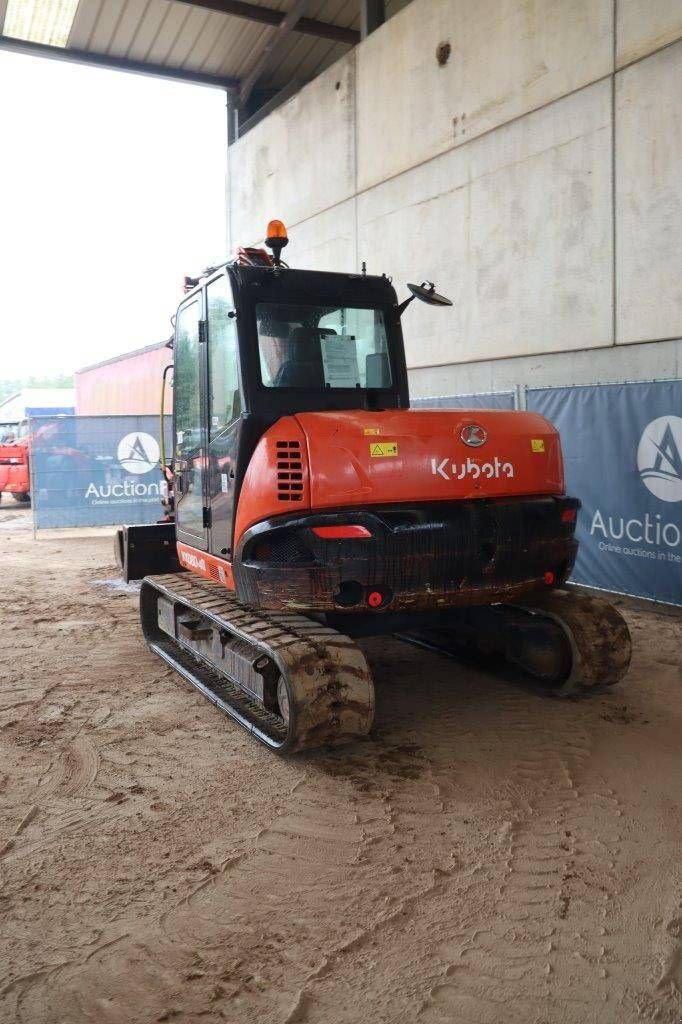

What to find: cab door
left=206, top=273, right=243, bottom=559
left=174, top=296, right=208, bottom=550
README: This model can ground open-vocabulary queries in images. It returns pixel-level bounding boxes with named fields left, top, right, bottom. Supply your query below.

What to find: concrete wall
left=227, top=0, right=682, bottom=398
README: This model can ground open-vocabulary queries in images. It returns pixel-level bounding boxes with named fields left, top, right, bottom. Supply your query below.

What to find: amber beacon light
left=265, top=219, right=289, bottom=265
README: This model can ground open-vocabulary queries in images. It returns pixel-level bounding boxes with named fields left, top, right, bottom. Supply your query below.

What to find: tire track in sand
left=418, top=696, right=635, bottom=1024
left=37, top=735, right=100, bottom=799
left=286, top=669, right=647, bottom=1024
left=153, top=770, right=377, bottom=1019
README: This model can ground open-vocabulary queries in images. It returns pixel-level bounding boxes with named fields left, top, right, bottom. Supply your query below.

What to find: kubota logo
left=117, top=432, right=159, bottom=475
left=431, top=456, right=514, bottom=481
left=637, top=416, right=682, bottom=503
left=460, top=423, right=487, bottom=447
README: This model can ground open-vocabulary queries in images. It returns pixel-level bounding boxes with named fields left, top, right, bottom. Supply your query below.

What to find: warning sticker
left=531, top=439, right=545, bottom=453
left=370, top=441, right=398, bottom=458
left=364, top=427, right=381, bottom=436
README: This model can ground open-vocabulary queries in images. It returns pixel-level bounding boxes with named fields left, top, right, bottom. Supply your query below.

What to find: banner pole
left=28, top=416, right=37, bottom=541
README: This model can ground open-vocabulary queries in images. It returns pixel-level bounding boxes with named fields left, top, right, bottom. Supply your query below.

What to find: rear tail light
left=561, top=508, right=577, bottom=523
left=366, top=586, right=392, bottom=608
left=544, top=571, right=556, bottom=586
left=312, top=525, right=371, bottom=539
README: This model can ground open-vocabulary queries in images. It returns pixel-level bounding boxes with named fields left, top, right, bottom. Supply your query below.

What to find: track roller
left=140, top=573, right=374, bottom=752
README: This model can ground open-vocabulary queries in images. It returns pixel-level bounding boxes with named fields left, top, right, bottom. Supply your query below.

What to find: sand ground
left=0, top=501, right=680, bottom=1024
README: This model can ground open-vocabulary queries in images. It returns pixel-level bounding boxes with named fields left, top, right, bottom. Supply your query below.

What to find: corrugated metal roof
left=1, top=1, right=414, bottom=129
left=76, top=338, right=172, bottom=375
left=65, top=0, right=361, bottom=90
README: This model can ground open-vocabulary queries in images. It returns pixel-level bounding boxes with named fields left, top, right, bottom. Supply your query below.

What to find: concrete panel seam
left=409, top=336, right=682, bottom=373
left=267, top=73, right=616, bottom=238
left=617, top=335, right=682, bottom=348
left=352, top=48, right=360, bottom=274
left=616, top=27, right=682, bottom=71
left=233, top=31, right=681, bottom=245
left=599, top=30, right=682, bottom=74
left=615, top=41, right=682, bottom=346
left=611, top=0, right=617, bottom=349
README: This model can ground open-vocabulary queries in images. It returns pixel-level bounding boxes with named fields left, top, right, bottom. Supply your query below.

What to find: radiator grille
left=276, top=440, right=304, bottom=502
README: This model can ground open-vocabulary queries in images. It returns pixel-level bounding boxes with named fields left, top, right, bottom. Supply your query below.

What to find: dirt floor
left=0, top=500, right=681, bottom=1024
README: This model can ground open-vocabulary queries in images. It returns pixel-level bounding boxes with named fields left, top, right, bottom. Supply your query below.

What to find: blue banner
left=412, top=391, right=516, bottom=410
left=527, top=381, right=682, bottom=606
left=30, top=415, right=171, bottom=529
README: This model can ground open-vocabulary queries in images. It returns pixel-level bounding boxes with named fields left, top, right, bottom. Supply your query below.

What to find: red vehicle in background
left=0, top=420, right=30, bottom=503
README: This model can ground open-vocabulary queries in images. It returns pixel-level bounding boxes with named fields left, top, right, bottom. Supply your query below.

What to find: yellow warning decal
left=370, top=441, right=398, bottom=458
left=531, top=438, right=545, bottom=453
left=364, top=427, right=381, bottom=435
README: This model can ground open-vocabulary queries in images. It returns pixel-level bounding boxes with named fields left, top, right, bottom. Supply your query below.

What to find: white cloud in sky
left=0, top=50, right=228, bottom=377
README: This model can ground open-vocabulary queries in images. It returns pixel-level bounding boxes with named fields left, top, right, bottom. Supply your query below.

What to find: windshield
left=257, top=303, right=392, bottom=390
left=0, top=421, right=25, bottom=443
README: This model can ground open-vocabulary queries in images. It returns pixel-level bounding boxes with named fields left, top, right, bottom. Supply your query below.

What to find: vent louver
left=276, top=440, right=304, bottom=501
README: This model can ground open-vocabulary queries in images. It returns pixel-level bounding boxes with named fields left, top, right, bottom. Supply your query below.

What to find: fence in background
left=30, top=415, right=171, bottom=529
left=28, top=385, right=682, bottom=605
left=411, top=391, right=516, bottom=410
left=526, top=380, right=682, bottom=606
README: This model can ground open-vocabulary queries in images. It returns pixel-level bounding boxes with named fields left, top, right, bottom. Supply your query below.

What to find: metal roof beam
left=238, top=0, right=307, bottom=107
left=360, top=0, right=385, bottom=38
left=0, top=34, right=239, bottom=90
left=177, top=0, right=359, bottom=45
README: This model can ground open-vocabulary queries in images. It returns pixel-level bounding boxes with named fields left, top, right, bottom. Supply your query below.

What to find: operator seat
left=274, top=327, right=328, bottom=388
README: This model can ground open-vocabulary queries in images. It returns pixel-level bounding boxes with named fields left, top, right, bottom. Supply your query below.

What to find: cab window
left=207, top=275, right=240, bottom=439
left=257, top=303, right=392, bottom=390
left=174, top=299, right=202, bottom=458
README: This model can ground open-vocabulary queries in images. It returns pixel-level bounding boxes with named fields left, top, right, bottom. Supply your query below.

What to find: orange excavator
left=117, top=221, right=631, bottom=752
left=0, top=420, right=31, bottom=503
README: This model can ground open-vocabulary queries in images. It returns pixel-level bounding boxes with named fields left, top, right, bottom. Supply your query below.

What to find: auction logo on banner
left=527, top=381, right=681, bottom=604
left=117, top=432, right=160, bottom=475
left=590, top=410, right=681, bottom=556
left=84, top=429, right=165, bottom=503
left=637, top=415, right=682, bottom=503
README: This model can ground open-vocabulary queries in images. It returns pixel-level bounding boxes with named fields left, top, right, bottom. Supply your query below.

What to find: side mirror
left=408, top=281, right=453, bottom=306
left=397, top=280, right=453, bottom=316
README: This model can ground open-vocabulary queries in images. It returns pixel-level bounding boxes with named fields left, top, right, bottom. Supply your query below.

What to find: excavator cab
left=172, top=261, right=409, bottom=564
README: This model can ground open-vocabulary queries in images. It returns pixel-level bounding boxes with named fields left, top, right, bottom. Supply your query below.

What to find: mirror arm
left=396, top=294, right=416, bottom=318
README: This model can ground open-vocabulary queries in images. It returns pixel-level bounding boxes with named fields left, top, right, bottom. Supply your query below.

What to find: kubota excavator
left=116, top=220, right=631, bottom=752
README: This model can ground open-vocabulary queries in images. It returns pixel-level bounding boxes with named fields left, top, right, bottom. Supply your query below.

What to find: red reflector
left=312, top=525, right=371, bottom=539
left=561, top=508, right=577, bottom=523
left=544, top=571, right=556, bottom=586
left=367, top=591, right=383, bottom=608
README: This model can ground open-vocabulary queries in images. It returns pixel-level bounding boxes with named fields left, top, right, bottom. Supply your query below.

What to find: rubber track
left=515, top=589, right=632, bottom=693
left=397, top=589, right=631, bottom=697
left=142, top=573, right=374, bottom=752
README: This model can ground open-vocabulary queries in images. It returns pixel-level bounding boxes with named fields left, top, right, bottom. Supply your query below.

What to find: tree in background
left=0, top=374, right=74, bottom=406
